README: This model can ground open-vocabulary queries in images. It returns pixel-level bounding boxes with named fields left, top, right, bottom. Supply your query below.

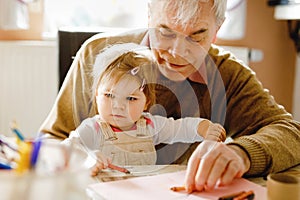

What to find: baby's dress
left=96, top=117, right=157, bottom=165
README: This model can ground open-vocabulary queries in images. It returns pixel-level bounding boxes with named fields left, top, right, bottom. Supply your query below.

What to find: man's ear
left=212, top=34, right=217, bottom=43
left=213, top=19, right=225, bottom=43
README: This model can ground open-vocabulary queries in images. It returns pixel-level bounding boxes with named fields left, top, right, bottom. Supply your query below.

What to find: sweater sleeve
left=148, top=114, right=204, bottom=145
left=213, top=46, right=300, bottom=177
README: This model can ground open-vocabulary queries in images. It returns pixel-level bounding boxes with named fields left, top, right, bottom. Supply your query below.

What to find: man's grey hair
left=148, top=0, right=227, bottom=28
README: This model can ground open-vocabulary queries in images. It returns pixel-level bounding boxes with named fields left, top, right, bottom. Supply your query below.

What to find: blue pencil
left=30, top=138, right=42, bottom=168
left=0, top=162, right=13, bottom=170
left=10, top=121, right=25, bottom=141
left=12, top=128, right=25, bottom=141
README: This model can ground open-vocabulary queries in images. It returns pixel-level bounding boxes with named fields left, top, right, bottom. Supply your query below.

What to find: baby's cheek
left=129, top=108, right=144, bottom=121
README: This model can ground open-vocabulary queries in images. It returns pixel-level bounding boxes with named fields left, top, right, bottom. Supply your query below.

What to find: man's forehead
left=157, top=14, right=212, bottom=35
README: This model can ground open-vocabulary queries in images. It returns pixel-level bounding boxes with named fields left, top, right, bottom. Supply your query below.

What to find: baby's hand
left=90, top=151, right=111, bottom=177
left=205, top=123, right=226, bottom=142
left=198, top=120, right=226, bottom=142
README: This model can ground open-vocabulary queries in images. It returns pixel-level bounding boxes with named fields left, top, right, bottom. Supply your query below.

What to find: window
left=43, top=0, right=148, bottom=37
left=217, top=0, right=247, bottom=40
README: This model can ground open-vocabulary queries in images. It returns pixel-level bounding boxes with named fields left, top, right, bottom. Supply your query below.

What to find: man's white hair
left=148, top=0, right=227, bottom=27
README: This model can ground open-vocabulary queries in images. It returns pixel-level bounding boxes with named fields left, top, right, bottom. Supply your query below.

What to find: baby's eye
left=126, top=96, right=138, bottom=101
left=104, top=93, right=114, bottom=98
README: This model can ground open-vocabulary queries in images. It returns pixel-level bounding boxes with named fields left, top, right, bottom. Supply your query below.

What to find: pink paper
left=87, top=170, right=267, bottom=200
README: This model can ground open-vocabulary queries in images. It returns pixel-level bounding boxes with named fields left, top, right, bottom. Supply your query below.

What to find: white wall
left=0, top=41, right=58, bottom=138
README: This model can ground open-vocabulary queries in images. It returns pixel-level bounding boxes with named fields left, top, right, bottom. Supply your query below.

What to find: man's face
left=148, top=0, right=219, bottom=81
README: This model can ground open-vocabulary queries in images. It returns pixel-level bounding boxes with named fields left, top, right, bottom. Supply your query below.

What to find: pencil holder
left=0, top=140, right=93, bottom=200
left=267, top=173, right=300, bottom=200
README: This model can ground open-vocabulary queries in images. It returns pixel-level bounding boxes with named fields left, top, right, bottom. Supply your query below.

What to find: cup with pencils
left=0, top=122, right=92, bottom=200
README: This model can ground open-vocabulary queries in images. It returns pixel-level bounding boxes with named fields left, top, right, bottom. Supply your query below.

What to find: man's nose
left=168, top=36, right=189, bottom=58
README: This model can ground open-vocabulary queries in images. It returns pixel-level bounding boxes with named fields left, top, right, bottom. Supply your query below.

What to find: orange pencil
left=233, top=190, right=255, bottom=200
left=219, top=191, right=246, bottom=200
left=107, top=163, right=130, bottom=174
left=170, top=186, right=186, bottom=192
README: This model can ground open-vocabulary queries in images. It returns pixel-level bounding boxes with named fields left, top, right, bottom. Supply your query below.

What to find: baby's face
left=96, top=75, right=147, bottom=131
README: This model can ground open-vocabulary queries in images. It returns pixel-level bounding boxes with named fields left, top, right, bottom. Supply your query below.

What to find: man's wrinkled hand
left=184, top=140, right=250, bottom=193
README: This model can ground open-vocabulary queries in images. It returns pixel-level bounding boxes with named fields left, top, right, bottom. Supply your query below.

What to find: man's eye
left=126, top=96, right=138, bottom=101
left=159, top=28, right=176, bottom=38
left=187, top=36, right=205, bottom=43
left=104, top=93, right=114, bottom=98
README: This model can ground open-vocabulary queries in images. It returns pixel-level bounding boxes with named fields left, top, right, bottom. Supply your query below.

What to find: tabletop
left=247, top=164, right=300, bottom=186
left=94, top=163, right=300, bottom=187
left=1, top=163, right=298, bottom=200
left=87, top=164, right=300, bottom=200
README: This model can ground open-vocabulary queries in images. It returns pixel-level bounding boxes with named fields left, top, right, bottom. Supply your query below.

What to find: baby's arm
left=62, top=117, right=112, bottom=176
left=197, top=120, right=226, bottom=142
left=90, top=150, right=112, bottom=177
left=150, top=114, right=225, bottom=144
left=62, top=131, right=110, bottom=176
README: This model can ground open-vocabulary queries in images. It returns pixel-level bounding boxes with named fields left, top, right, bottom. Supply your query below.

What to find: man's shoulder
left=209, top=44, right=238, bottom=63
left=208, top=44, right=252, bottom=72
left=206, top=44, right=257, bottom=87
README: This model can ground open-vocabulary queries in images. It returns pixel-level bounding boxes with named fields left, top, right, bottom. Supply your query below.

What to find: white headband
left=93, top=43, right=151, bottom=82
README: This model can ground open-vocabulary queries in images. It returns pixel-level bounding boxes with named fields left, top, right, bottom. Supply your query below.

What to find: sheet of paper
left=93, top=165, right=187, bottom=182
left=87, top=170, right=267, bottom=200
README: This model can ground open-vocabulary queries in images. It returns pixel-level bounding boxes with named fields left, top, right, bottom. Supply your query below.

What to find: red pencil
left=107, top=163, right=130, bottom=174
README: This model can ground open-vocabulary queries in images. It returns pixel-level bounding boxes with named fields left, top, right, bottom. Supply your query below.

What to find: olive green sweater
left=39, top=28, right=300, bottom=177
